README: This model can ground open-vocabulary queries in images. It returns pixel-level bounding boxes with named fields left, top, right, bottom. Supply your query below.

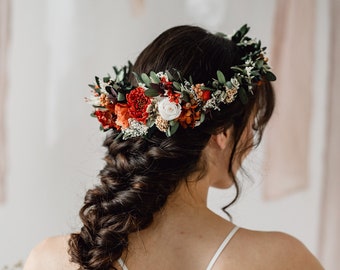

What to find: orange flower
left=114, top=103, right=130, bottom=129
left=178, top=103, right=201, bottom=128
left=192, top=84, right=211, bottom=102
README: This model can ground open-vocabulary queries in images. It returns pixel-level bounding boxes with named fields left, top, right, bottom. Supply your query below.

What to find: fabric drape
left=264, top=0, right=315, bottom=199
left=318, top=0, right=340, bottom=269
left=0, top=0, right=10, bottom=203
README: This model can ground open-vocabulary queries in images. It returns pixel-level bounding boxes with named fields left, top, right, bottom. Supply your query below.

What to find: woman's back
left=25, top=216, right=323, bottom=270
left=24, top=182, right=323, bottom=270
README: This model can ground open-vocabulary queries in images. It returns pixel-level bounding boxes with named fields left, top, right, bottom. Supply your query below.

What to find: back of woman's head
left=69, top=25, right=275, bottom=270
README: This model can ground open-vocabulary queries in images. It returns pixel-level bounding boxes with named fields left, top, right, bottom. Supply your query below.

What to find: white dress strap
left=206, top=226, right=239, bottom=270
left=118, top=226, right=239, bottom=270
left=118, top=258, right=129, bottom=270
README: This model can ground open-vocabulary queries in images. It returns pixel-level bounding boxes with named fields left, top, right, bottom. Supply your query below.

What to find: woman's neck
left=124, top=177, right=233, bottom=268
left=132, top=176, right=221, bottom=241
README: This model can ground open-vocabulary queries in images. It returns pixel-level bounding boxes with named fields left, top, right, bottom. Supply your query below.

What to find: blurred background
left=0, top=0, right=338, bottom=269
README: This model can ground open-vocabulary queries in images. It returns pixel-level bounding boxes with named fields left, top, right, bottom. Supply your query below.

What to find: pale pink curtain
left=263, top=0, right=315, bottom=199
left=0, top=0, right=10, bottom=203
left=318, top=1, right=340, bottom=269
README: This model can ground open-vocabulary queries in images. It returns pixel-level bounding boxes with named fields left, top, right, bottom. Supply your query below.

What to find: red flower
left=126, top=87, right=151, bottom=123
left=202, top=90, right=211, bottom=101
left=167, top=90, right=181, bottom=104
left=160, top=76, right=173, bottom=91
left=94, top=110, right=118, bottom=130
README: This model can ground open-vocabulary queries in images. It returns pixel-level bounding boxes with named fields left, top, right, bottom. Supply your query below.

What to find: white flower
left=245, top=59, right=254, bottom=66
left=122, top=119, right=148, bottom=140
left=230, top=77, right=240, bottom=89
left=245, top=66, right=253, bottom=77
left=156, top=71, right=168, bottom=81
left=137, top=82, right=147, bottom=88
left=85, top=95, right=101, bottom=106
left=158, top=98, right=182, bottom=121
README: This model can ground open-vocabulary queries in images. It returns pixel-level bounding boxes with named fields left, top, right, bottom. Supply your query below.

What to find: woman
left=24, top=25, right=323, bottom=270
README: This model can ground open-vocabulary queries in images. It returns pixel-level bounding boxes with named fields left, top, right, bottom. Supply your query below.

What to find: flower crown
left=86, top=25, right=276, bottom=140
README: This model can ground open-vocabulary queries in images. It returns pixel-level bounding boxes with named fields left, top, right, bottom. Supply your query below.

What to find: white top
left=118, top=226, right=239, bottom=270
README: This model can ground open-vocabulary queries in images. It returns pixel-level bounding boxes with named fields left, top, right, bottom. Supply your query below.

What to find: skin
left=23, top=130, right=324, bottom=270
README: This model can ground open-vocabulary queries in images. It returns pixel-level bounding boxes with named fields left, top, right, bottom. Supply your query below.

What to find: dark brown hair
left=69, top=25, right=275, bottom=270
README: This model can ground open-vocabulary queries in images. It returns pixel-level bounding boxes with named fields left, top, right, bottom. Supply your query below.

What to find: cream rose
left=158, top=98, right=182, bottom=121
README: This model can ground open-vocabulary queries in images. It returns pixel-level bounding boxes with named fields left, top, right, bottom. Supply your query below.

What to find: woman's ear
left=210, top=128, right=232, bottom=150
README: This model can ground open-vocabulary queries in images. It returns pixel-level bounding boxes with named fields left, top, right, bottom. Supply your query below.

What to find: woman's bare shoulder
left=219, top=228, right=324, bottom=270
left=24, top=235, right=78, bottom=270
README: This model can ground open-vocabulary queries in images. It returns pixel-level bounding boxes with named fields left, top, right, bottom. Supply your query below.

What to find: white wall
left=0, top=0, right=328, bottom=266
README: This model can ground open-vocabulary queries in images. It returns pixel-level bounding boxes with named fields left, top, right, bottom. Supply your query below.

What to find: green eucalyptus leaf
left=170, top=121, right=179, bottom=135
left=226, top=81, right=233, bottom=89
left=165, top=71, right=174, bottom=81
left=112, top=83, right=120, bottom=91
left=182, top=92, right=190, bottom=103
left=232, top=24, right=249, bottom=43
left=256, top=59, right=264, bottom=69
left=115, top=132, right=123, bottom=140
left=200, top=86, right=213, bottom=91
left=147, top=118, right=155, bottom=127
left=117, top=71, right=124, bottom=82
left=132, top=71, right=142, bottom=83
left=240, top=24, right=249, bottom=37
left=217, top=70, right=226, bottom=84
left=145, top=88, right=159, bottom=97
left=189, top=76, right=193, bottom=85
left=150, top=71, right=160, bottom=83
left=173, top=81, right=181, bottom=90
left=95, top=76, right=101, bottom=88
left=251, top=70, right=260, bottom=77
left=231, top=66, right=245, bottom=74
left=141, top=73, right=151, bottom=86
left=103, top=76, right=110, bottom=83
left=166, top=128, right=171, bottom=137
left=264, top=71, right=276, bottom=81
left=113, top=66, right=119, bottom=75
left=238, top=87, right=249, bottom=104
left=176, top=71, right=183, bottom=81
left=212, top=80, right=219, bottom=88
left=117, top=92, right=126, bottom=102
left=88, top=84, right=96, bottom=90
left=200, top=113, right=205, bottom=123
left=169, top=120, right=176, bottom=126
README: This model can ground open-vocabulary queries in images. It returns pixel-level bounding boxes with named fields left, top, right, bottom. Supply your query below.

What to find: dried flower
left=155, top=116, right=169, bottom=132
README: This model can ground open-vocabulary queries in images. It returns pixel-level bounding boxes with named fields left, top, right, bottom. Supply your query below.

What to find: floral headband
left=86, top=24, right=276, bottom=140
